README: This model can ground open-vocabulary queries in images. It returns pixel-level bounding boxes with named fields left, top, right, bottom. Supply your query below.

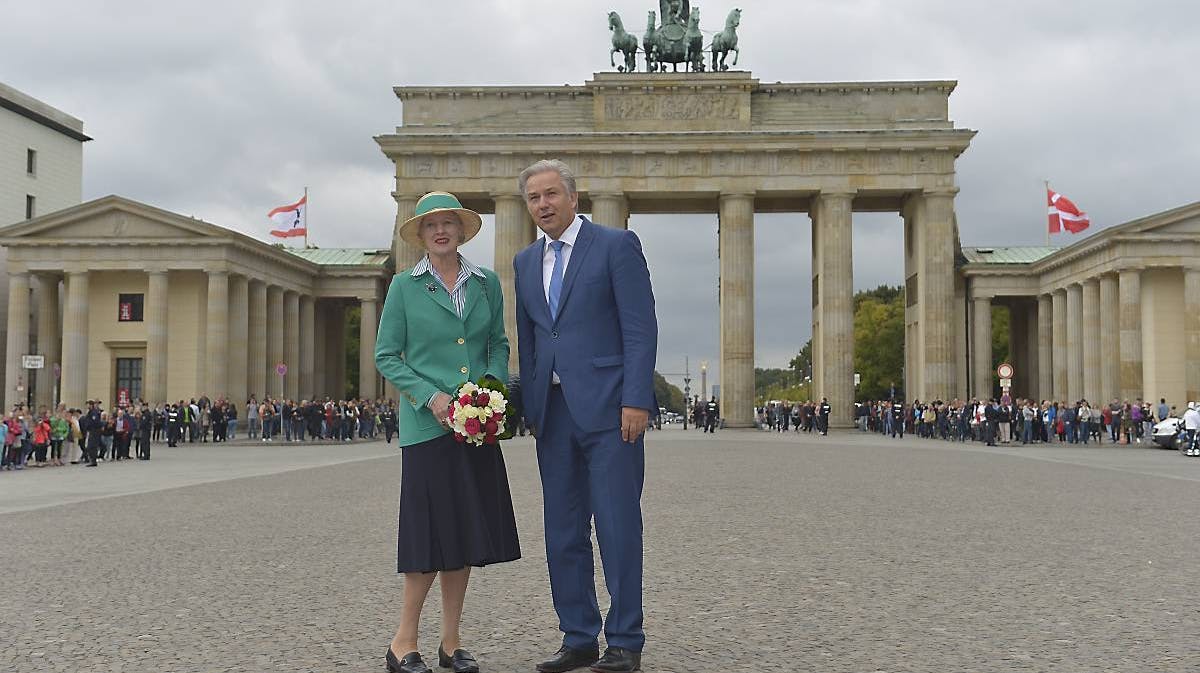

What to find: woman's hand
left=427, top=392, right=454, bottom=428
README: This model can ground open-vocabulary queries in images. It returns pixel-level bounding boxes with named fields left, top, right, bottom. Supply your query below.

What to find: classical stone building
left=962, top=200, right=1200, bottom=408
left=0, top=197, right=390, bottom=409
left=0, top=82, right=89, bottom=400
left=376, top=72, right=975, bottom=427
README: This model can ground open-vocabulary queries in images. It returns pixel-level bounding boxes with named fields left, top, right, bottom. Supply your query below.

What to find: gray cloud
left=3, top=0, right=1196, bottom=393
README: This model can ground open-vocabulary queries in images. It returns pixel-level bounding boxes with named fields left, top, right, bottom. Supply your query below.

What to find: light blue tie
left=548, top=240, right=565, bottom=320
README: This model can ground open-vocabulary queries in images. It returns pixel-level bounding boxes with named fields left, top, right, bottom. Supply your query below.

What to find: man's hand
left=428, top=392, right=453, bottom=428
left=621, top=407, right=650, bottom=443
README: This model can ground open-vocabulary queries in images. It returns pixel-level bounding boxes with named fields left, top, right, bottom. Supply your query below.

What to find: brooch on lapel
left=426, top=283, right=438, bottom=293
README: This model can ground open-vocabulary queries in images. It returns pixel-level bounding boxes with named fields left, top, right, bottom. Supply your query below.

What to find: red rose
left=492, top=411, right=505, bottom=423
left=484, top=419, right=498, bottom=434
left=484, top=434, right=497, bottom=445
left=465, top=418, right=482, bottom=435
left=453, top=433, right=465, bottom=443
left=458, top=394, right=472, bottom=407
left=475, top=392, right=491, bottom=407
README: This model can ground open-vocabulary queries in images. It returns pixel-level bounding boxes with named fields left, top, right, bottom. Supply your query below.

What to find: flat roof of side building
left=960, top=246, right=1060, bottom=265
left=284, top=247, right=391, bottom=267
left=0, top=82, right=91, bottom=142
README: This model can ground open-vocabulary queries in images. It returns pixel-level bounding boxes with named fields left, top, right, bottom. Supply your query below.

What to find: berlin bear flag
left=268, top=193, right=307, bottom=238
left=1047, top=187, right=1090, bottom=234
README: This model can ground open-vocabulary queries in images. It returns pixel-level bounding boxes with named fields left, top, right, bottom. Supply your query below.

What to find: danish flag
left=1047, top=187, right=1090, bottom=234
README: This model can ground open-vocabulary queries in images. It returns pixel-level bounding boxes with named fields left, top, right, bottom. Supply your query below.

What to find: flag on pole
left=1047, top=187, right=1090, bottom=234
left=268, top=194, right=307, bottom=238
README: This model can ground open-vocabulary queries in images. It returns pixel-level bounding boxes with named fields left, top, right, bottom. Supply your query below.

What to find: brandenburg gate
left=376, top=72, right=975, bottom=427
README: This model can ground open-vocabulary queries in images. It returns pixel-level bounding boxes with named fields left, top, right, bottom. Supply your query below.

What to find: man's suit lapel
left=413, top=273, right=458, bottom=318
left=553, top=217, right=595, bottom=325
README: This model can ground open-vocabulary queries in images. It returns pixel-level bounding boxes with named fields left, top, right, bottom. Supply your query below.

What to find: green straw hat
left=399, top=192, right=483, bottom=249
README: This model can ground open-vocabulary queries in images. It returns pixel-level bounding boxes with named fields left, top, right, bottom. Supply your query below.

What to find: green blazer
left=375, top=264, right=509, bottom=447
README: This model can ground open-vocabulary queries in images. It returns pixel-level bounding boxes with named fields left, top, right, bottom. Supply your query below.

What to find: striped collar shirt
left=411, top=254, right=486, bottom=318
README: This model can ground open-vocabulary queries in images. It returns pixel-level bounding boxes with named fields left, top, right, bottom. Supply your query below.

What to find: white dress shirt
left=542, top=215, right=584, bottom=304
left=542, top=215, right=583, bottom=385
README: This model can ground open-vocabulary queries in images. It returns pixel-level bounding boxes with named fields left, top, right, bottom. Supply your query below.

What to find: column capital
left=207, top=269, right=230, bottom=279
left=490, top=192, right=524, bottom=202
left=719, top=191, right=757, bottom=201
left=814, top=189, right=856, bottom=200
left=391, top=191, right=422, bottom=202
left=589, top=191, right=628, bottom=200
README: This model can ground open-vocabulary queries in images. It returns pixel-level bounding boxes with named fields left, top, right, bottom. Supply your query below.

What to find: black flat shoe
left=589, top=646, right=640, bottom=673
left=386, top=648, right=432, bottom=673
left=536, top=645, right=599, bottom=673
left=438, top=644, right=480, bottom=673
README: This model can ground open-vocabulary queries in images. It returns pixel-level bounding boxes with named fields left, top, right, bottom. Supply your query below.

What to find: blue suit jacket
left=514, top=217, right=658, bottom=433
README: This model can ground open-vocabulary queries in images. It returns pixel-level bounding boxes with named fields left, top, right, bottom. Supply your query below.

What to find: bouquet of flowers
left=447, top=377, right=514, bottom=445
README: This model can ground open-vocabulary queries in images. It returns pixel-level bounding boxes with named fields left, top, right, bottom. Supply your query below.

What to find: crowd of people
left=0, top=394, right=401, bottom=471
left=853, top=396, right=1188, bottom=448
left=751, top=395, right=1199, bottom=455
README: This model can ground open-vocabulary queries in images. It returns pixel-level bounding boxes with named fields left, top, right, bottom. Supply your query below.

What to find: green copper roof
left=284, top=247, right=391, bottom=266
left=961, top=246, right=1059, bottom=265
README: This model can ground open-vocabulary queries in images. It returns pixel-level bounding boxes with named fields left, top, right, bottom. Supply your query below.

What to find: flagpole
left=1044, top=180, right=1051, bottom=247
left=304, top=186, right=309, bottom=249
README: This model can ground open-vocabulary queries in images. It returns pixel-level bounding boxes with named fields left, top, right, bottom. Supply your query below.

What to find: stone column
left=1185, top=268, right=1200, bottom=404
left=359, top=297, right=378, bottom=400
left=392, top=193, right=423, bottom=273
left=1066, top=283, right=1083, bottom=402
left=718, top=193, right=756, bottom=428
left=227, top=274, right=249, bottom=405
left=1051, top=289, right=1067, bottom=401
left=1099, top=274, right=1119, bottom=404
left=205, top=271, right=229, bottom=399
left=811, top=190, right=853, bottom=426
left=247, top=280, right=267, bottom=399
left=920, top=189, right=959, bottom=400
left=972, top=294, right=992, bottom=399
left=300, top=295, right=315, bottom=400
left=493, top=194, right=535, bottom=376
left=1008, top=302, right=1027, bottom=397
left=4, top=272, right=30, bottom=410
left=1118, top=269, right=1142, bottom=401
left=61, top=272, right=89, bottom=409
left=591, top=192, right=629, bottom=229
left=34, top=274, right=60, bottom=410
left=283, top=290, right=300, bottom=401
left=267, top=285, right=284, bottom=398
left=313, top=301, right=327, bottom=398
left=143, top=271, right=169, bottom=404
left=1037, top=294, right=1052, bottom=401
left=1081, top=278, right=1101, bottom=405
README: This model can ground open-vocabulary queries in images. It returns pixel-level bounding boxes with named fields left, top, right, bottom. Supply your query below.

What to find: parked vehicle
left=1151, top=417, right=1187, bottom=450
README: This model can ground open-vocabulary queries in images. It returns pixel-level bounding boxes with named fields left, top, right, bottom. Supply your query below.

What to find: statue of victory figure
left=660, top=0, right=690, bottom=26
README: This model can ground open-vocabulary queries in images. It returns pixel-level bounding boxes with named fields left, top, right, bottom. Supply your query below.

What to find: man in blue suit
left=514, top=160, right=657, bottom=673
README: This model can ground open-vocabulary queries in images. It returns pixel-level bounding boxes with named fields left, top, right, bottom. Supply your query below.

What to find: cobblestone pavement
left=2, top=428, right=1198, bottom=672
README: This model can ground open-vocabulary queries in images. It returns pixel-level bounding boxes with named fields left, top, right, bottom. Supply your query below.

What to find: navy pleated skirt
left=396, top=433, right=521, bottom=573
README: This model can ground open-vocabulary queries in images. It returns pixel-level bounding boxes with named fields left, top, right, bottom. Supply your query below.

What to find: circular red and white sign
left=996, top=362, right=1014, bottom=379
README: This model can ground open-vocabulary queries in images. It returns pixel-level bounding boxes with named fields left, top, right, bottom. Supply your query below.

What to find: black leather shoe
left=386, top=648, right=432, bottom=673
left=438, top=644, right=480, bottom=673
left=536, top=645, right=599, bottom=673
left=589, top=647, right=640, bottom=673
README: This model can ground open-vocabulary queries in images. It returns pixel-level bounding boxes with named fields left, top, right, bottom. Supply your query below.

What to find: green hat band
left=415, top=192, right=465, bottom=216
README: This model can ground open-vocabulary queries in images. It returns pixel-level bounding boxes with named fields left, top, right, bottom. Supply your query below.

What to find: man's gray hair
left=518, top=159, right=577, bottom=196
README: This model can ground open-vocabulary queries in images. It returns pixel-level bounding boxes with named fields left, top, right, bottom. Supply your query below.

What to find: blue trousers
left=537, top=387, right=645, bottom=652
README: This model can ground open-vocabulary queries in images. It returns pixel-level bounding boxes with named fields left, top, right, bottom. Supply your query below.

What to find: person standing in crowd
left=30, top=410, right=51, bottom=467
left=114, top=408, right=132, bottom=460
left=166, top=403, right=181, bottom=448
left=137, top=405, right=153, bottom=460
left=50, top=408, right=69, bottom=466
left=1183, top=402, right=1200, bottom=457
left=704, top=396, right=719, bottom=433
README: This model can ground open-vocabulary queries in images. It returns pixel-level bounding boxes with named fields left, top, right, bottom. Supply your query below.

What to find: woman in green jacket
left=376, top=192, right=519, bottom=673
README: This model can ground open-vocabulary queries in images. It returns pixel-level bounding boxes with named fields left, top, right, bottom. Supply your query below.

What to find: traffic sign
left=22, top=355, right=44, bottom=369
left=276, top=362, right=288, bottom=376
left=1000, top=378, right=1012, bottom=388
left=996, top=362, right=1014, bottom=380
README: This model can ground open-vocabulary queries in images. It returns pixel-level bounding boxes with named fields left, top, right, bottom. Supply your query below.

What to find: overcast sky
left=3, top=0, right=1197, bottom=394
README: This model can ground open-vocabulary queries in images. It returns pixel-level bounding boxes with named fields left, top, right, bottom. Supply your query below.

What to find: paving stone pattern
left=2, top=429, right=1198, bottom=672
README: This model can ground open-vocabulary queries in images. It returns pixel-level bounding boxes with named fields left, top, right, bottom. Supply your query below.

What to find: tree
left=652, top=371, right=685, bottom=413
left=853, top=292, right=905, bottom=401
left=788, top=339, right=812, bottom=378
